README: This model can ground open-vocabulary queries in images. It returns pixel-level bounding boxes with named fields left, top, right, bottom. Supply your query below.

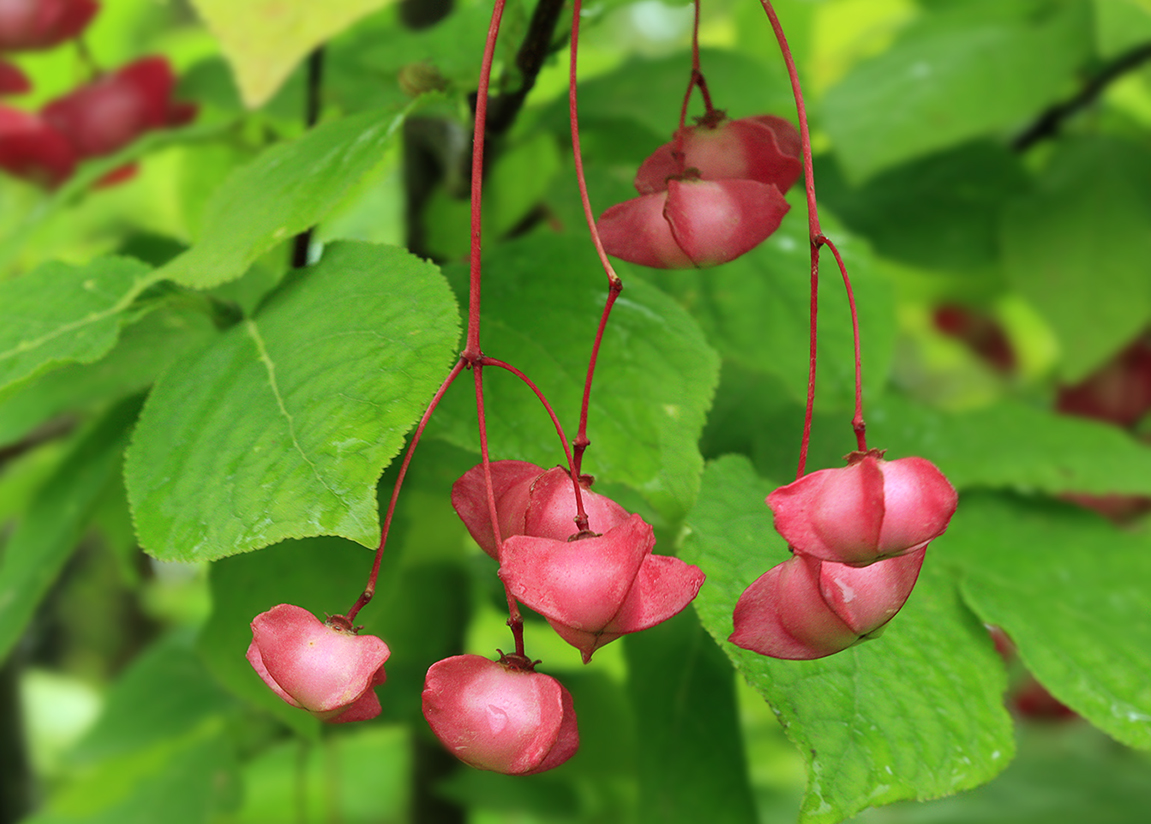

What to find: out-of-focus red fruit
left=422, top=653, right=578, bottom=775
left=41, top=56, right=196, bottom=159
left=1013, top=678, right=1077, bottom=721
left=452, top=461, right=628, bottom=560
left=729, top=548, right=926, bottom=660
left=932, top=304, right=1016, bottom=373
left=0, top=0, right=98, bottom=52
left=597, top=176, right=789, bottom=269
left=0, top=104, right=75, bottom=186
left=1055, top=333, right=1151, bottom=428
left=635, top=113, right=802, bottom=195
left=0, top=59, right=30, bottom=95
left=246, top=604, right=390, bottom=724
left=767, top=449, right=957, bottom=567
left=499, top=514, right=705, bottom=662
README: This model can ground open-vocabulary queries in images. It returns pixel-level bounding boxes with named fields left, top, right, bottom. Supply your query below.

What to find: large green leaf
left=639, top=207, right=896, bottom=410
left=0, top=304, right=219, bottom=448
left=158, top=105, right=415, bottom=290
left=868, top=394, right=1151, bottom=496
left=624, top=610, right=759, bottom=824
left=431, top=234, right=720, bottom=522
left=191, top=0, right=395, bottom=107
left=0, top=257, right=155, bottom=394
left=853, top=726, right=1151, bottom=824
left=126, top=242, right=460, bottom=561
left=822, top=0, right=1091, bottom=181
left=67, top=635, right=236, bottom=765
left=815, top=141, right=1030, bottom=273
left=681, top=456, right=1014, bottom=824
left=944, top=493, right=1151, bottom=750
left=1001, top=136, right=1151, bottom=381
left=24, top=721, right=235, bottom=824
left=0, top=397, right=140, bottom=663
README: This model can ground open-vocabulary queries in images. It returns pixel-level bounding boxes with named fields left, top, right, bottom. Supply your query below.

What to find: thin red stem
left=345, top=358, right=466, bottom=622
left=760, top=1, right=868, bottom=473
left=824, top=237, right=867, bottom=450
left=572, top=284, right=620, bottom=476
left=676, top=0, right=715, bottom=131
left=568, top=0, right=626, bottom=479
left=464, top=0, right=508, bottom=360
left=474, top=365, right=525, bottom=657
left=482, top=356, right=591, bottom=532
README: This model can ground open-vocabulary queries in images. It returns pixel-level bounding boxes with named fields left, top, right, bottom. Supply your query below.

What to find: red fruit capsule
left=729, top=548, right=926, bottom=660
left=767, top=449, right=957, bottom=566
left=596, top=177, right=789, bottom=269
left=246, top=604, right=390, bottom=723
left=499, top=514, right=705, bottom=662
left=0, top=0, right=98, bottom=52
left=0, top=104, right=76, bottom=187
left=635, top=114, right=802, bottom=195
left=451, top=461, right=628, bottom=559
left=41, top=56, right=196, bottom=159
left=422, top=654, right=579, bottom=775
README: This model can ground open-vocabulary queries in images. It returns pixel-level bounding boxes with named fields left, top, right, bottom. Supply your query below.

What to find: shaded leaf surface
left=822, top=0, right=1091, bottom=180
left=640, top=208, right=895, bottom=410
left=0, top=304, right=219, bottom=447
left=0, top=397, right=140, bottom=662
left=431, top=234, right=720, bottom=522
left=159, top=106, right=414, bottom=289
left=1001, top=136, right=1151, bottom=380
left=624, top=610, right=758, bottom=824
left=127, top=242, right=460, bottom=561
left=869, top=394, right=1151, bottom=496
left=681, top=456, right=1013, bottom=824
left=944, top=493, right=1151, bottom=750
left=0, top=257, right=155, bottom=394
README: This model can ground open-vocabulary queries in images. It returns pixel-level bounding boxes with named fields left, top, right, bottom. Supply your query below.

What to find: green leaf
left=815, top=141, right=1030, bottom=273
left=822, top=0, right=1091, bottom=181
left=25, top=721, right=235, bottom=824
left=639, top=207, right=895, bottom=410
left=852, top=725, right=1151, bottom=824
left=0, top=303, right=220, bottom=448
left=869, top=395, right=1151, bottom=496
left=432, top=234, right=720, bottom=522
left=1001, top=136, right=1151, bottom=381
left=126, top=242, right=460, bottom=561
left=944, top=493, right=1151, bottom=750
left=190, top=0, right=395, bottom=107
left=68, top=635, right=236, bottom=765
left=624, top=610, right=759, bottom=824
left=681, top=456, right=1014, bottom=824
left=0, top=256, right=155, bottom=394
left=157, top=105, right=415, bottom=290
left=0, top=396, right=141, bottom=662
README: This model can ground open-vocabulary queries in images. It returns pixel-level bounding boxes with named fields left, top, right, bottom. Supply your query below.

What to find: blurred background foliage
left=2, top=0, right=1151, bottom=822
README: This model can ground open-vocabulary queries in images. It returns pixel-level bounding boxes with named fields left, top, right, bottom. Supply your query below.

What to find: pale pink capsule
left=246, top=604, right=390, bottom=723
left=635, top=114, right=802, bottom=195
left=729, top=548, right=926, bottom=660
left=597, top=177, right=789, bottom=269
left=767, top=450, right=958, bottom=566
left=422, top=654, right=578, bottom=775
left=451, top=461, right=628, bottom=559
left=499, top=515, right=706, bottom=662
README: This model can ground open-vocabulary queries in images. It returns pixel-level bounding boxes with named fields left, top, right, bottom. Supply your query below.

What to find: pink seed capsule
left=422, top=654, right=578, bottom=775
left=729, top=548, right=926, bottom=660
left=767, top=450, right=958, bottom=566
left=246, top=604, right=390, bottom=723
